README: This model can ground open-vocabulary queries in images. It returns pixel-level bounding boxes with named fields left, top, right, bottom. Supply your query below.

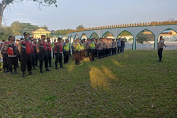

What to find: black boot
left=46, top=68, right=51, bottom=71
left=14, top=70, right=18, bottom=74
left=60, top=64, right=64, bottom=68
left=40, top=68, right=43, bottom=73
left=29, top=71, right=34, bottom=75
left=22, top=72, right=25, bottom=77
left=55, top=64, right=58, bottom=69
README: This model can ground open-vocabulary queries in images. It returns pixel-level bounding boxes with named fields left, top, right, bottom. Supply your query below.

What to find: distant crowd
left=0, top=32, right=126, bottom=77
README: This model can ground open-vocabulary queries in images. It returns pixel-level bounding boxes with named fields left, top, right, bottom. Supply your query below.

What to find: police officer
left=46, top=37, right=52, bottom=67
left=80, top=39, right=85, bottom=61
left=97, top=38, right=104, bottom=59
left=1, top=37, right=10, bottom=72
left=7, top=36, right=18, bottom=74
left=38, top=35, right=50, bottom=73
left=89, top=38, right=95, bottom=61
left=63, top=39, right=70, bottom=64
left=31, top=38, right=38, bottom=70
left=74, top=38, right=81, bottom=65
left=54, top=37, right=64, bottom=69
left=19, top=32, right=33, bottom=77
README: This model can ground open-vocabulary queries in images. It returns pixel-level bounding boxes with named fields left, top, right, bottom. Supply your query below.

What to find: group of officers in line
left=0, top=32, right=125, bottom=77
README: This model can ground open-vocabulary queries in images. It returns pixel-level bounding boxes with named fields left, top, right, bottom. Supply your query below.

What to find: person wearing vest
left=54, top=37, right=64, bottom=69
left=80, top=40, right=85, bottom=61
left=95, top=39, right=98, bottom=57
left=74, top=39, right=81, bottom=65
left=72, top=40, right=76, bottom=60
left=157, top=36, right=166, bottom=62
left=7, top=36, right=18, bottom=74
left=19, top=32, right=33, bottom=77
left=89, top=38, right=95, bottom=61
left=52, top=39, right=56, bottom=58
left=85, top=39, right=90, bottom=57
left=38, top=35, right=51, bottom=73
left=1, top=38, right=10, bottom=73
left=47, top=37, right=52, bottom=67
left=63, top=39, right=70, bottom=64
left=97, top=38, right=104, bottom=59
left=31, top=38, right=38, bottom=70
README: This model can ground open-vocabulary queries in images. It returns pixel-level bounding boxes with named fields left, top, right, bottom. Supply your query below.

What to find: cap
left=23, top=32, right=30, bottom=36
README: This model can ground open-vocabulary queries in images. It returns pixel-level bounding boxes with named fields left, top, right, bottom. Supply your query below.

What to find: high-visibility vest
left=64, top=43, right=69, bottom=51
left=80, top=43, right=85, bottom=50
left=75, top=43, right=81, bottom=51
left=90, top=41, right=95, bottom=49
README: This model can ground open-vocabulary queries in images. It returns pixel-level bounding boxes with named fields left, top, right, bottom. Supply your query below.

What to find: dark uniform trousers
left=95, top=49, right=98, bottom=57
left=2, top=53, right=8, bottom=70
left=89, top=49, right=95, bottom=61
left=39, top=51, right=48, bottom=71
left=8, top=57, right=17, bottom=72
left=55, top=53, right=63, bottom=68
left=21, top=54, right=32, bottom=72
left=32, top=53, right=37, bottom=68
left=158, top=48, right=163, bottom=61
left=117, top=47, right=121, bottom=53
left=80, top=50, right=85, bottom=61
left=64, top=51, right=69, bottom=63
left=75, top=51, right=80, bottom=64
left=98, top=50, right=102, bottom=59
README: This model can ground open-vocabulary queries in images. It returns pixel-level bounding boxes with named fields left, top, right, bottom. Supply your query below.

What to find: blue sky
left=3, top=0, right=177, bottom=30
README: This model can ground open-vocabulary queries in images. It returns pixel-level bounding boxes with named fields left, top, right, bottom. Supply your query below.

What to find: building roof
left=32, top=28, right=51, bottom=34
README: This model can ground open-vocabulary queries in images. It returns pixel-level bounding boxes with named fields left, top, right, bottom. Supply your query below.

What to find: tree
left=76, top=25, right=84, bottom=30
left=10, top=21, right=22, bottom=36
left=0, top=0, right=57, bottom=26
left=136, top=34, right=148, bottom=44
left=0, top=26, right=12, bottom=40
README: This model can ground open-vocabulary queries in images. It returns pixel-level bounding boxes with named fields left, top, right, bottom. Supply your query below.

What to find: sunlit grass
left=0, top=50, right=177, bottom=117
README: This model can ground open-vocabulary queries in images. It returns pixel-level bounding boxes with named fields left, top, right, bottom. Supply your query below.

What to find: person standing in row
left=117, top=38, right=121, bottom=54
left=46, top=37, right=52, bottom=67
left=80, top=39, right=85, bottom=61
left=121, top=39, right=125, bottom=53
left=1, top=38, right=10, bottom=73
left=112, top=39, right=117, bottom=55
left=31, top=38, right=38, bottom=70
left=7, top=36, right=18, bottom=74
left=19, top=32, right=33, bottom=77
left=54, top=38, right=64, bottom=69
left=97, top=38, right=104, bottom=59
left=157, top=36, right=166, bottom=62
left=85, top=39, right=90, bottom=57
left=74, top=39, right=81, bottom=65
left=39, top=35, right=50, bottom=73
left=63, top=39, right=70, bottom=64
left=89, top=38, right=95, bottom=61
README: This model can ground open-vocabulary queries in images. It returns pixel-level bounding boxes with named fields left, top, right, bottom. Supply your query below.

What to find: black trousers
left=98, top=50, right=102, bottom=59
left=2, top=53, right=8, bottom=70
left=87, top=49, right=90, bottom=57
left=36, top=53, right=38, bottom=66
left=39, top=52, right=48, bottom=70
left=95, top=49, right=98, bottom=57
left=89, top=49, right=95, bottom=61
left=8, top=57, right=17, bottom=72
left=47, top=51, right=52, bottom=66
left=75, top=51, right=80, bottom=64
left=55, top=53, right=63, bottom=68
left=117, top=47, right=121, bottom=53
left=158, top=48, right=163, bottom=61
left=21, top=54, right=32, bottom=72
left=32, top=53, right=36, bottom=68
left=64, top=51, right=69, bottom=63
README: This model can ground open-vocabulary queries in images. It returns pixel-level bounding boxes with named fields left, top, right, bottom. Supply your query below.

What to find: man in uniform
left=46, top=37, right=52, bottom=67
left=7, top=36, right=18, bottom=74
left=112, top=39, right=117, bottom=55
left=74, top=38, right=81, bottom=65
left=31, top=38, right=38, bottom=70
left=157, top=36, right=166, bottom=62
left=89, top=38, right=95, bottom=61
left=1, top=38, right=10, bottom=72
left=97, top=38, right=104, bottom=59
left=38, top=35, right=50, bottom=73
left=63, top=39, right=70, bottom=64
left=85, top=39, right=90, bottom=57
left=117, top=38, right=121, bottom=54
left=80, top=39, right=85, bottom=61
left=54, top=37, right=64, bottom=69
left=19, top=32, right=33, bottom=77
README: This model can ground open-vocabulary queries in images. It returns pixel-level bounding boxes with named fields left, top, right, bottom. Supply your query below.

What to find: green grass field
left=0, top=50, right=177, bottom=118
